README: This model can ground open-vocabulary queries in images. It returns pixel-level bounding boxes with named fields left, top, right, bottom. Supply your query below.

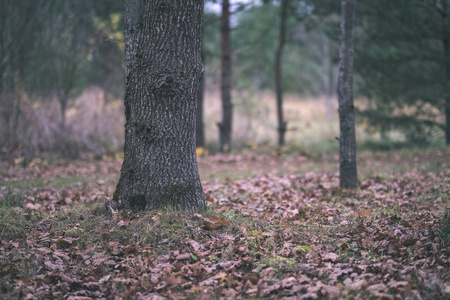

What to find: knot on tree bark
left=159, top=75, right=175, bottom=88
left=153, top=74, right=180, bottom=97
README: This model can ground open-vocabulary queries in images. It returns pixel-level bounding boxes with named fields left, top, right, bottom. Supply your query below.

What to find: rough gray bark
left=115, top=0, right=205, bottom=212
left=275, top=0, right=289, bottom=147
left=337, top=0, right=357, bottom=188
left=196, top=50, right=205, bottom=148
left=218, top=0, right=233, bottom=152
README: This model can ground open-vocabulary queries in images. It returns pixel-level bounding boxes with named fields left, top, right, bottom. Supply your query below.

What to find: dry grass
left=0, top=86, right=125, bottom=160
left=76, top=88, right=348, bottom=154
left=203, top=90, right=374, bottom=153
left=69, top=86, right=124, bottom=155
left=5, top=85, right=438, bottom=161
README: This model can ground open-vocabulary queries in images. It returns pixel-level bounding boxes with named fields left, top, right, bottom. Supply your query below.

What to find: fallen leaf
left=202, top=215, right=231, bottom=229
left=44, top=261, right=64, bottom=271
left=323, top=252, right=339, bottom=262
left=175, top=253, right=191, bottom=260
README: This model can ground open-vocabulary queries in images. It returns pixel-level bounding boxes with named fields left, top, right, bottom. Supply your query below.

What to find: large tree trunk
left=337, top=0, right=357, bottom=188
left=115, top=0, right=205, bottom=212
left=219, top=0, right=233, bottom=152
left=275, top=0, right=289, bottom=147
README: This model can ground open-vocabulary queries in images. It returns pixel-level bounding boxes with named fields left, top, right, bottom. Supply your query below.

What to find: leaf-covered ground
left=0, top=149, right=449, bottom=299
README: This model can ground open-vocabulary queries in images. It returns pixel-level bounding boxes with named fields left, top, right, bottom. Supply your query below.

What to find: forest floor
left=0, top=148, right=449, bottom=299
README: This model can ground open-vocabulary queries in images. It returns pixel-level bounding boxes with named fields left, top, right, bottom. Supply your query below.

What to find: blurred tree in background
left=219, top=0, right=233, bottom=152
left=274, top=0, right=290, bottom=147
left=337, top=0, right=357, bottom=188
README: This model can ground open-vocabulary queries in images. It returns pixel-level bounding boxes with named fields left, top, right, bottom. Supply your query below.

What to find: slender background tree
left=275, top=0, right=289, bottom=147
left=218, top=0, right=233, bottom=152
left=337, top=0, right=357, bottom=188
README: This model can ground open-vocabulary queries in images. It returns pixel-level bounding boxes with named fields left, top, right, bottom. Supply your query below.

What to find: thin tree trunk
left=60, top=97, right=67, bottom=132
left=115, top=0, right=205, bottom=212
left=219, top=0, right=233, bottom=152
left=275, top=0, right=288, bottom=147
left=337, top=0, right=357, bottom=188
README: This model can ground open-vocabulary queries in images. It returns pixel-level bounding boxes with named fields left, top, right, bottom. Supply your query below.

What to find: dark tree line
left=3, top=0, right=448, bottom=162
left=0, top=0, right=123, bottom=160
left=204, top=0, right=450, bottom=147
left=356, top=0, right=450, bottom=145
left=0, top=0, right=50, bottom=150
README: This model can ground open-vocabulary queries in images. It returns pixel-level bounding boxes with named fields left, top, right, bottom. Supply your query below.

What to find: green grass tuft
left=0, top=189, right=28, bottom=239
left=0, top=188, right=25, bottom=208
left=0, top=208, right=28, bottom=239
left=438, top=209, right=450, bottom=245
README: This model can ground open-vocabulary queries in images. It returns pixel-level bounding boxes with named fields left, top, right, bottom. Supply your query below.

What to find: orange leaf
left=202, top=215, right=231, bottom=229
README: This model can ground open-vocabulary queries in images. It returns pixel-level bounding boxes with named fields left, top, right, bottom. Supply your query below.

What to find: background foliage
left=0, top=0, right=448, bottom=161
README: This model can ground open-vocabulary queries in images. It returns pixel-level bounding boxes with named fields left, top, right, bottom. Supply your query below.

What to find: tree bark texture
left=219, top=0, right=233, bottom=152
left=116, top=0, right=205, bottom=212
left=337, top=0, right=358, bottom=188
left=275, top=0, right=289, bottom=147
left=196, top=50, right=205, bottom=148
